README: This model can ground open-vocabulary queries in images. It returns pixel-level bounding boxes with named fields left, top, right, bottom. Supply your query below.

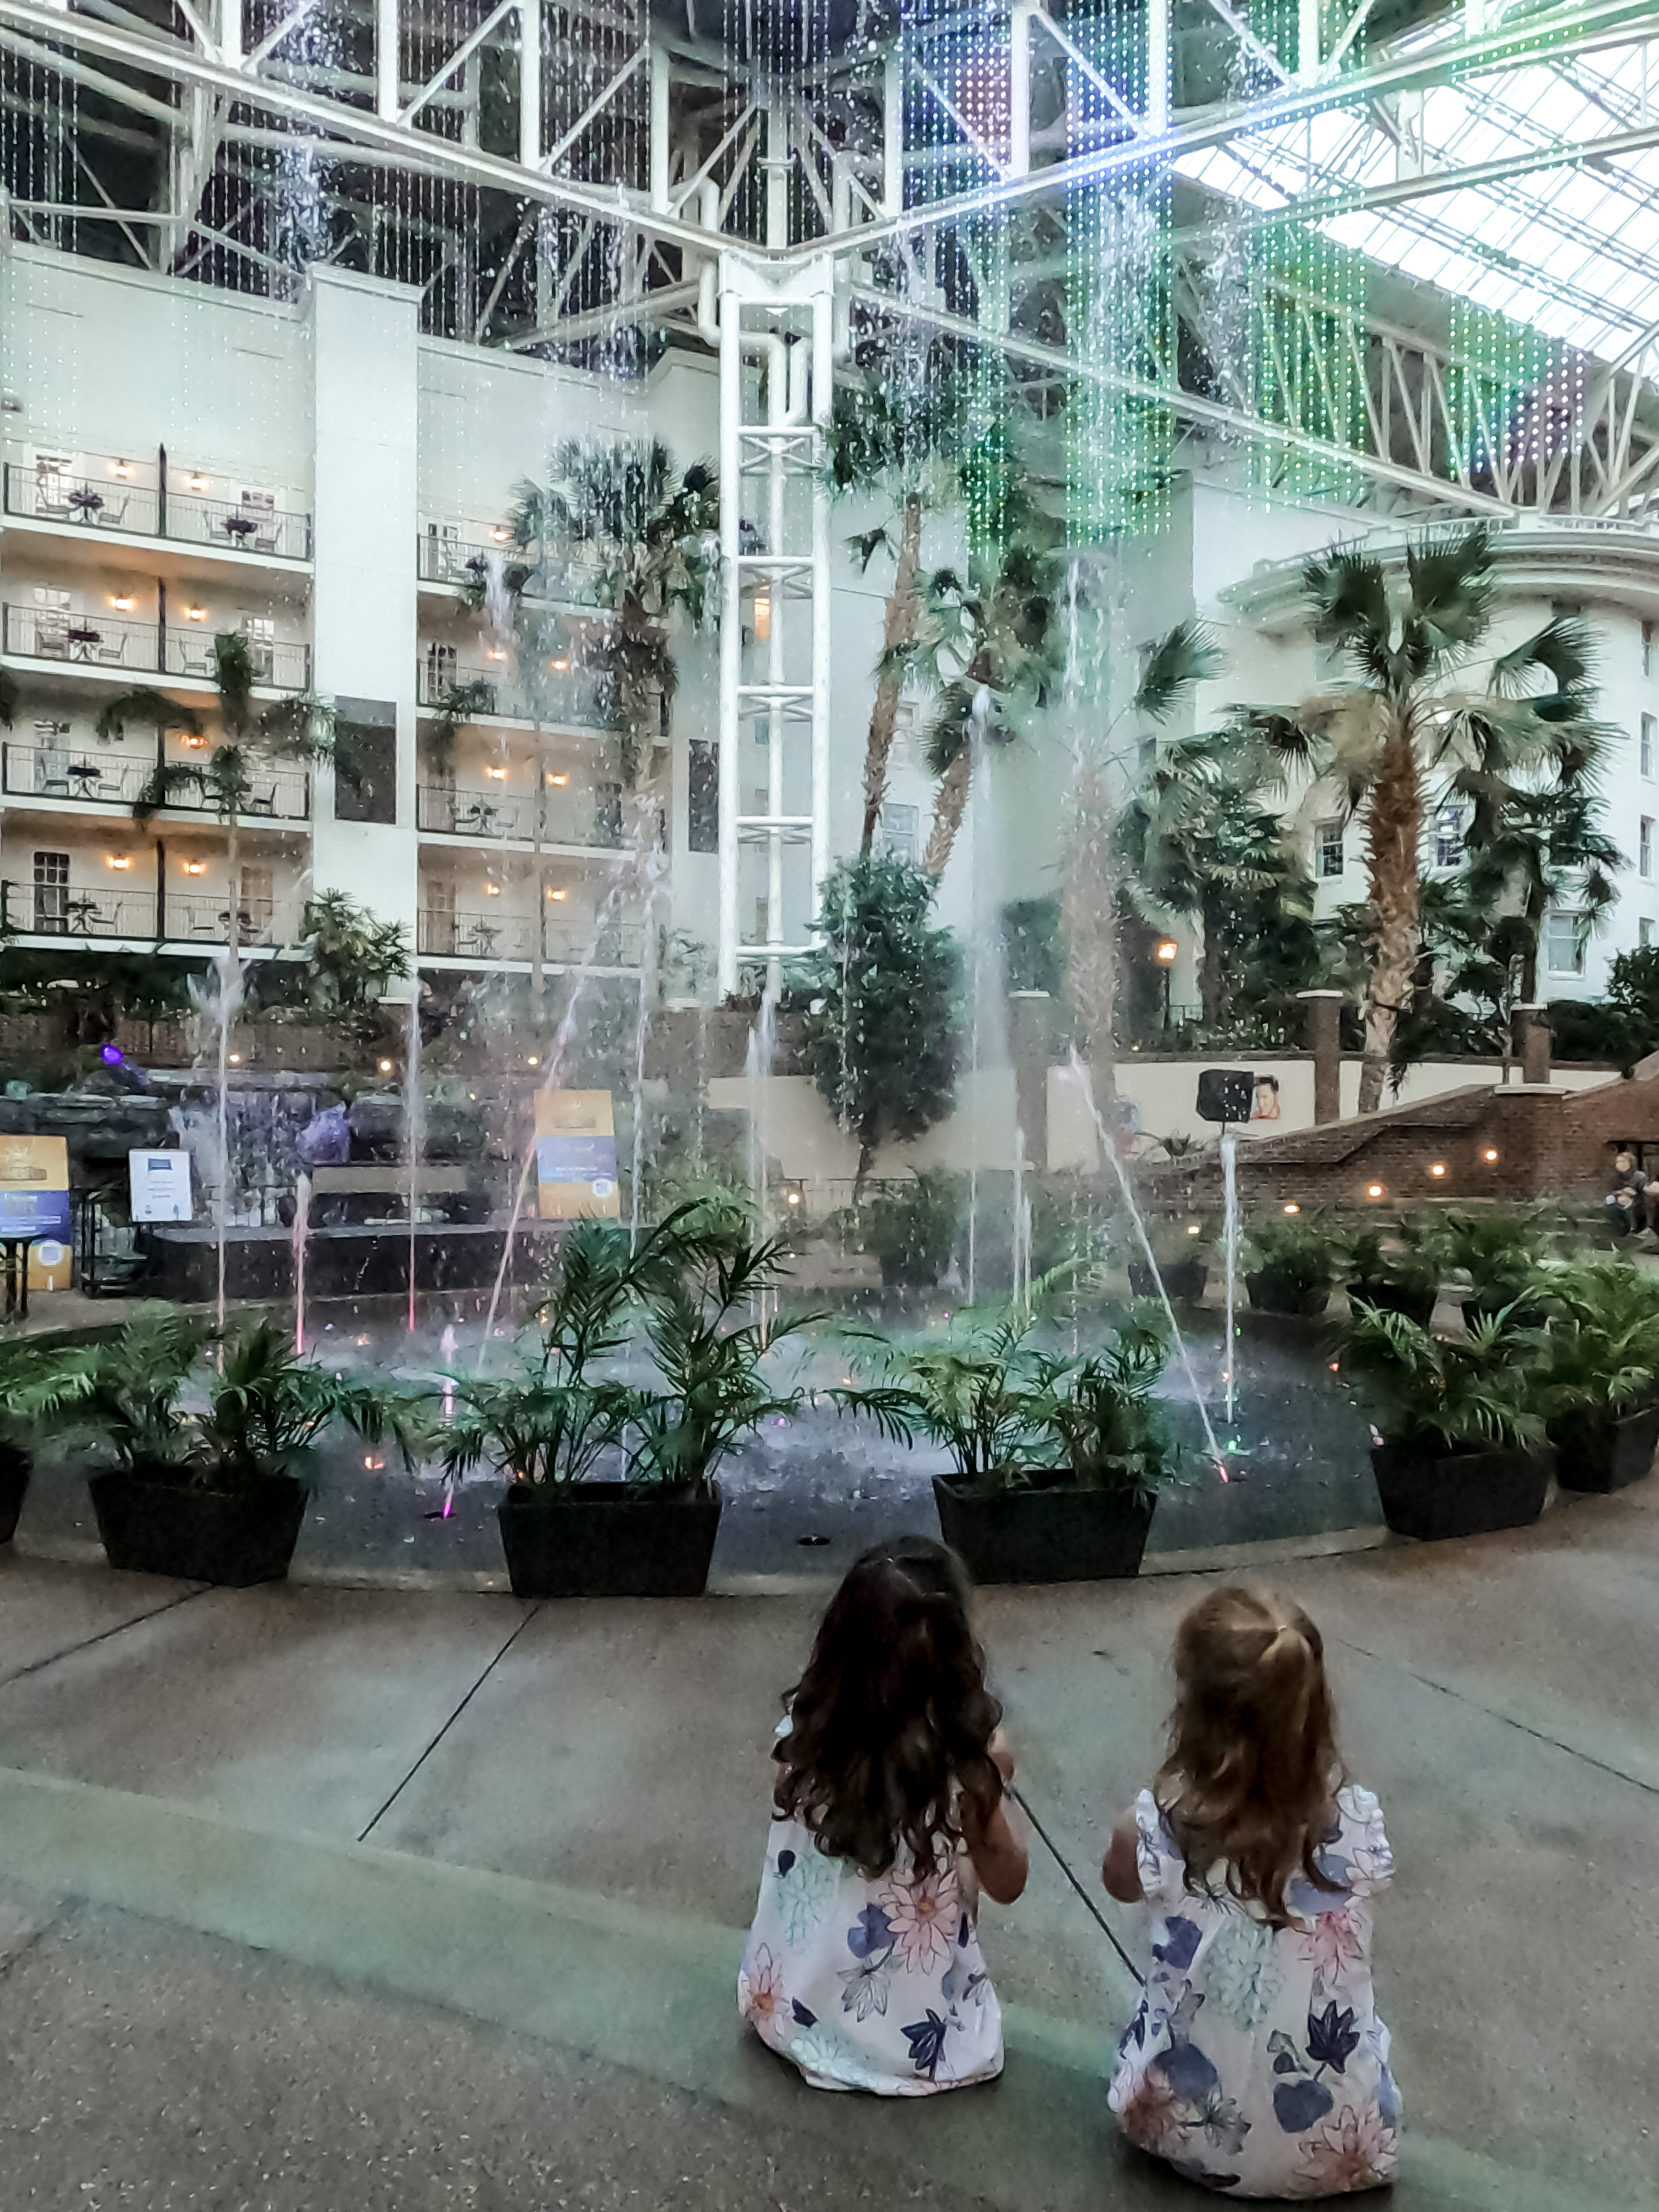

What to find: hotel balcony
left=415, top=780, right=622, bottom=849
left=415, top=651, right=611, bottom=731
left=0, top=878, right=286, bottom=947
left=416, top=908, right=643, bottom=970
left=2, top=604, right=311, bottom=691
left=416, top=521, right=605, bottom=607
left=1, top=738, right=311, bottom=821
left=4, top=455, right=313, bottom=563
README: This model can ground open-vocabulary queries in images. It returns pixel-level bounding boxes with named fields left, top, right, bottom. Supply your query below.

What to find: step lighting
left=1367, top=1183, right=1386, bottom=1200
left=377, top=1058, right=394, bottom=1074
left=1483, top=1147, right=1499, bottom=1162
left=1429, top=1161, right=1447, bottom=1178
left=1283, top=1202, right=1301, bottom=1215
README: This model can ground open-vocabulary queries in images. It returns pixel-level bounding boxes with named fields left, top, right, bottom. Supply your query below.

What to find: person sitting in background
left=1605, top=1150, right=1648, bottom=1239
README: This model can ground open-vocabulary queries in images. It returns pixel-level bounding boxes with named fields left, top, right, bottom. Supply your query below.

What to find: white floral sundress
left=738, top=1809, right=1004, bottom=2096
left=1109, top=1785, right=1400, bottom=2198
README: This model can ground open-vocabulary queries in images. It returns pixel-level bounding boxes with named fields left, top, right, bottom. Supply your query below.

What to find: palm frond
left=1135, top=619, right=1224, bottom=724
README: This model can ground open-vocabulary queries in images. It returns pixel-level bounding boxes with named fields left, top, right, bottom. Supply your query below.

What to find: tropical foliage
left=1342, top=1303, right=1547, bottom=1452
left=298, top=890, right=413, bottom=1014
left=796, top=852, right=961, bottom=1190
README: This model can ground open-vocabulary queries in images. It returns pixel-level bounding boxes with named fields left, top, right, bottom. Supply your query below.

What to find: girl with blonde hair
left=1103, top=1584, right=1399, bottom=2196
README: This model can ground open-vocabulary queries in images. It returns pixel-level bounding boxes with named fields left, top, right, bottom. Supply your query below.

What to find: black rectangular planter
left=933, top=1474, right=1155, bottom=1586
left=1347, top=1283, right=1438, bottom=1326
left=1128, top=1261, right=1207, bottom=1304
left=1245, top=1269, right=1332, bottom=1318
left=1369, top=1442, right=1554, bottom=1542
left=0, top=1445, right=29, bottom=1545
left=1550, top=1403, right=1659, bottom=1494
left=89, top=1469, right=308, bottom=1586
left=498, top=1480, right=722, bottom=1599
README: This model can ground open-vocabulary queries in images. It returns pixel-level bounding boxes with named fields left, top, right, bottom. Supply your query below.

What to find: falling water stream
left=404, top=991, right=423, bottom=1331
left=291, top=1169, right=311, bottom=1356
left=1221, top=1133, right=1239, bottom=1428
left=1068, top=1050, right=1229, bottom=1478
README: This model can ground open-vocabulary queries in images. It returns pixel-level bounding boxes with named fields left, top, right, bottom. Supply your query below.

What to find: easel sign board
left=130, top=1149, right=193, bottom=1223
left=0, top=1135, right=70, bottom=1239
left=535, top=1091, right=621, bottom=1221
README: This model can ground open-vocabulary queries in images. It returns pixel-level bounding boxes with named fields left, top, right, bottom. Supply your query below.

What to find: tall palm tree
left=1117, top=730, right=1313, bottom=1026
left=1247, top=527, right=1615, bottom=1110
left=508, top=439, right=718, bottom=790
left=1446, top=618, right=1623, bottom=1001
left=1062, top=619, right=1224, bottom=1105
left=0, top=668, right=16, bottom=728
left=825, top=356, right=965, bottom=851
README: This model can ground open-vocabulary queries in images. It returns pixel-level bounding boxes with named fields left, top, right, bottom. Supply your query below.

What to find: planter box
left=1128, top=1259, right=1207, bottom=1304
left=0, top=1444, right=29, bottom=1545
left=1550, top=1403, right=1659, bottom=1494
left=933, top=1473, right=1155, bottom=1586
left=497, top=1480, right=722, bottom=1599
left=1370, top=1441, right=1554, bottom=1542
left=1347, top=1282, right=1438, bottom=1327
left=1245, top=1269, right=1332, bottom=1318
left=89, top=1469, right=307, bottom=1585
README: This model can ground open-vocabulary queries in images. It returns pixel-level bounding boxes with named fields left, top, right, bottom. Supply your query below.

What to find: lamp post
left=1155, top=938, right=1178, bottom=1031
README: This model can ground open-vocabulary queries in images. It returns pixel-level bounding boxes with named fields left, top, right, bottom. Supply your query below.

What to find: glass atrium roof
left=1177, top=34, right=1659, bottom=371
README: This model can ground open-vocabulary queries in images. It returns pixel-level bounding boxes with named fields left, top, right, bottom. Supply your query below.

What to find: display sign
left=0, top=1134, right=71, bottom=1242
left=129, top=1148, right=193, bottom=1223
left=535, top=1091, right=620, bottom=1220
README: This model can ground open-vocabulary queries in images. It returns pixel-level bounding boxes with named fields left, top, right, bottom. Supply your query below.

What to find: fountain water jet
left=291, top=1169, right=311, bottom=1356
left=1221, top=1133, right=1239, bottom=1428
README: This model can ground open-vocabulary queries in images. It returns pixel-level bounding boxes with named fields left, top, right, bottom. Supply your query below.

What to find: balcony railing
left=4, top=461, right=311, bottom=560
left=2, top=604, right=310, bottom=691
left=415, top=781, right=622, bottom=847
left=415, top=655, right=611, bottom=730
left=417, top=528, right=606, bottom=607
left=1, top=740, right=310, bottom=821
left=1, top=880, right=289, bottom=944
left=1, top=880, right=155, bottom=939
left=417, top=908, right=642, bottom=967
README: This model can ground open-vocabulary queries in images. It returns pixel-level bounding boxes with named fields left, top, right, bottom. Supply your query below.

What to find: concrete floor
left=0, top=1482, right=1655, bottom=2210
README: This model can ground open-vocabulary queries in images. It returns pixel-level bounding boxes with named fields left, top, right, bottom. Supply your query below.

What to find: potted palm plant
left=452, top=1210, right=814, bottom=1599
left=853, top=1169, right=963, bottom=1290
left=0, top=1408, right=29, bottom=1546
left=1342, top=1220, right=1446, bottom=1326
left=1343, top=1303, right=1554, bottom=1540
left=837, top=1303, right=1173, bottom=1584
left=55, top=1312, right=424, bottom=1584
left=1532, top=1261, right=1659, bottom=1493
left=1439, top=1209, right=1555, bottom=1328
left=0, top=1340, right=47, bottom=1543
left=1242, top=1216, right=1342, bottom=1317
left=1127, top=1221, right=1212, bottom=1305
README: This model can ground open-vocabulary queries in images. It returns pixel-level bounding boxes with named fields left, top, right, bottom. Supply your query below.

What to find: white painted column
left=307, top=266, right=421, bottom=967
left=810, top=274, right=833, bottom=906
left=717, top=261, right=742, bottom=998
left=520, top=0, right=543, bottom=170
left=377, top=0, right=399, bottom=120
left=1147, top=0, right=1170, bottom=133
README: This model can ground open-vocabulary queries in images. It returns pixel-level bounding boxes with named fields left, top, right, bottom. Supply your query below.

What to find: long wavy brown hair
left=773, top=1537, right=1004, bottom=1879
left=1155, top=1583, right=1346, bottom=1927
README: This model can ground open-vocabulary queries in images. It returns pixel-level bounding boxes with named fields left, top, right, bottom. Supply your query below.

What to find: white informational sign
left=129, top=1149, right=193, bottom=1223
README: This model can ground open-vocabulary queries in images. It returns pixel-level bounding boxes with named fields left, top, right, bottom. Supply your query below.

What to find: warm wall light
left=1429, top=1161, right=1447, bottom=1178
left=1366, top=1183, right=1386, bottom=1200
left=103, top=853, right=131, bottom=870
left=546, top=887, right=568, bottom=901
left=526, top=1055, right=539, bottom=1068
left=1483, top=1147, right=1499, bottom=1163
left=490, top=526, right=510, bottom=542
left=185, top=472, right=209, bottom=491
left=486, top=647, right=507, bottom=661
left=183, top=605, right=207, bottom=622
left=545, top=772, right=567, bottom=787
left=182, top=860, right=206, bottom=875
left=549, top=657, right=570, bottom=673
left=110, top=594, right=136, bottom=612
left=1283, top=1201, right=1301, bottom=1216
left=110, top=459, right=132, bottom=479
left=484, top=764, right=507, bottom=780
left=1186, top=1221, right=1201, bottom=1237
left=377, top=1057, right=394, bottom=1074
left=1155, top=939, right=1179, bottom=964
left=228, top=1052, right=242, bottom=1064
left=483, top=882, right=501, bottom=896
left=753, top=593, right=771, bottom=641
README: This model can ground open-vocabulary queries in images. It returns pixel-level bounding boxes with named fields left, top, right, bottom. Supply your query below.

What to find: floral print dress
left=1109, top=1785, right=1400, bottom=2198
left=738, top=1811, right=1004, bottom=2096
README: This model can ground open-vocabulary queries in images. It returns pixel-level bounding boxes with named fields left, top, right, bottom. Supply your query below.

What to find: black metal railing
left=4, top=459, right=311, bottom=559
left=2, top=604, right=310, bottom=693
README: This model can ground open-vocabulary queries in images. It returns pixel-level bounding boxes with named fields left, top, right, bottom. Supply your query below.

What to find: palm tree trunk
left=1358, top=712, right=1423, bottom=1113
left=1062, top=756, right=1117, bottom=1107
left=1199, top=889, right=1227, bottom=1025
left=861, top=492, right=923, bottom=852
left=923, top=745, right=972, bottom=879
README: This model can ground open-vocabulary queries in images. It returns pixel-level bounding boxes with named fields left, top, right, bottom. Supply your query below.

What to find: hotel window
left=1435, top=803, right=1467, bottom=869
left=877, top=802, right=920, bottom=866
left=1316, top=820, right=1344, bottom=878
left=32, top=849, right=69, bottom=933
left=687, top=740, right=719, bottom=853
left=1642, top=919, right=1654, bottom=949
left=1545, top=911, right=1585, bottom=977
left=1645, top=622, right=1655, bottom=680
left=1643, top=715, right=1655, bottom=778
left=1643, top=818, right=1654, bottom=880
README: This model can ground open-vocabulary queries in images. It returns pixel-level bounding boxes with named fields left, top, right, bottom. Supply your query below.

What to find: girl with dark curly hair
left=737, top=1536, right=1027, bottom=2095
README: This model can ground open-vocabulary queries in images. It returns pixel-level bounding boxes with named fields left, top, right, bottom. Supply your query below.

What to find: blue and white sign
left=129, top=1149, right=193, bottom=1223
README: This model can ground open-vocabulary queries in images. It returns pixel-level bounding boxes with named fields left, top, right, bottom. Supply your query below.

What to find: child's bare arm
left=961, top=1729, right=1028, bottom=1904
left=1102, top=1807, right=1144, bottom=1903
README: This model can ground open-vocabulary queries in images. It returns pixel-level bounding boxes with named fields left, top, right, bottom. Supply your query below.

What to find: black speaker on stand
left=1196, top=1068, right=1255, bottom=1126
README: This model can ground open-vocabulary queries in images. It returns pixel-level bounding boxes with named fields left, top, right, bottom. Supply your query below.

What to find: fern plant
left=1342, top=1303, right=1546, bottom=1453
